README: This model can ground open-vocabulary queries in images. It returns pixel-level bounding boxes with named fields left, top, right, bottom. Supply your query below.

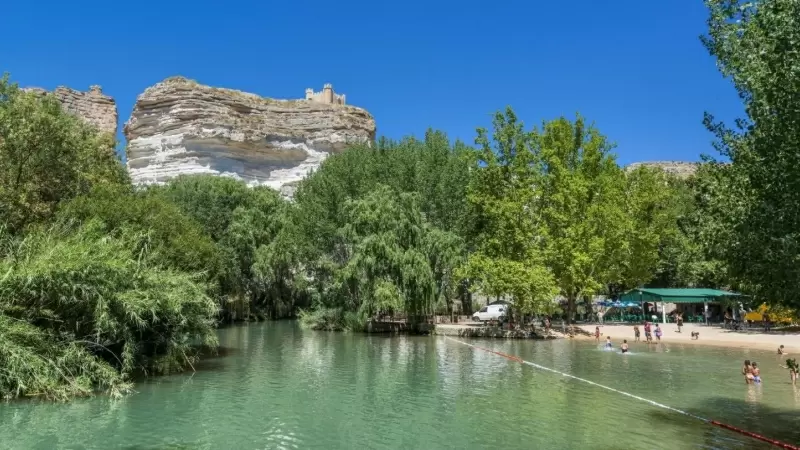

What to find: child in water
left=780, top=358, right=799, bottom=385
left=621, top=339, right=629, bottom=354
left=654, top=324, right=662, bottom=342
left=633, top=325, right=640, bottom=342
left=778, top=344, right=788, bottom=355
left=752, top=362, right=762, bottom=383
left=605, top=336, right=613, bottom=349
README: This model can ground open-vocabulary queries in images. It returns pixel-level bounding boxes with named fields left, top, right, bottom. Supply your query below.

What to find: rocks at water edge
left=22, top=85, right=118, bottom=136
left=123, top=77, right=377, bottom=190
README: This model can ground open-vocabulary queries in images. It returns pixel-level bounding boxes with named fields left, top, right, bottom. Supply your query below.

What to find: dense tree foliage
left=294, top=133, right=471, bottom=329
left=463, top=109, right=679, bottom=320
left=152, top=176, right=303, bottom=319
left=0, top=76, right=127, bottom=233
left=0, top=76, right=219, bottom=400
left=9, top=3, right=800, bottom=397
left=699, top=0, right=800, bottom=308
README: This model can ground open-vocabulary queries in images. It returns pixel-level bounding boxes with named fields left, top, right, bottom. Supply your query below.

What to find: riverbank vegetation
left=0, top=0, right=797, bottom=399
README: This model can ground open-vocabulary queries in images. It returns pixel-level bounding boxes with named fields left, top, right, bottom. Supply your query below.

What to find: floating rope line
left=443, top=336, right=798, bottom=450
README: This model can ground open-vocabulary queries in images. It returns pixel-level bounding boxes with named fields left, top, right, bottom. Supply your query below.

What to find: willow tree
left=701, top=0, right=800, bottom=308
left=0, top=223, right=218, bottom=399
left=301, top=185, right=463, bottom=330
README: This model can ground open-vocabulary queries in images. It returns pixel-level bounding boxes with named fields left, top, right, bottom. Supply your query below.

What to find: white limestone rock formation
left=123, top=77, right=376, bottom=189
left=625, top=161, right=698, bottom=178
left=23, top=85, right=118, bottom=135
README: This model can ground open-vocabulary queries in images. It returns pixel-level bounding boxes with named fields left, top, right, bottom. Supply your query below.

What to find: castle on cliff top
left=305, top=84, right=346, bottom=105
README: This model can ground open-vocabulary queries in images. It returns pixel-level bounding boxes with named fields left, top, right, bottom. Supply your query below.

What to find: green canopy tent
left=619, top=288, right=742, bottom=324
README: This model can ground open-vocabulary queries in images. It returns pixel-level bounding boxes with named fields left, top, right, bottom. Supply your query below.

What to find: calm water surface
left=1, top=322, right=799, bottom=450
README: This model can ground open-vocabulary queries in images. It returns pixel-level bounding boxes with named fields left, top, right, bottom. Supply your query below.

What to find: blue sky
left=2, top=0, right=742, bottom=165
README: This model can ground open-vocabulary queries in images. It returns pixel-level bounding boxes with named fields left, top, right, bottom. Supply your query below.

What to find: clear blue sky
left=1, top=0, right=742, bottom=165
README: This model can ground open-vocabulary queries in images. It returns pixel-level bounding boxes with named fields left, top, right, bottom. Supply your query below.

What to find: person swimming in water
left=778, top=345, right=789, bottom=355
left=752, top=362, right=762, bottom=383
left=621, top=339, right=629, bottom=354
left=605, top=336, right=612, bottom=349
left=742, top=359, right=755, bottom=384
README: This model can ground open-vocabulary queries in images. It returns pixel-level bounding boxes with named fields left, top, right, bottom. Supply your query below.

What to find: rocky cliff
left=123, top=77, right=376, bottom=189
left=23, top=85, right=118, bottom=136
left=625, top=161, right=698, bottom=178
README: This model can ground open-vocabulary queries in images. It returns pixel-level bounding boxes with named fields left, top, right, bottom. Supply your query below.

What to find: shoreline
left=573, top=323, right=799, bottom=353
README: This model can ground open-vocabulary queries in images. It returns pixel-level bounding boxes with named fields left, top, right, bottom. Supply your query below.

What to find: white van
left=472, top=304, right=507, bottom=322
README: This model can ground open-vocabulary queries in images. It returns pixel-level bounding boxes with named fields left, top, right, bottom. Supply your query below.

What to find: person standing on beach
left=654, top=324, right=662, bottom=342
left=633, top=325, right=641, bottom=342
left=644, top=321, right=652, bottom=343
left=676, top=314, right=683, bottom=333
left=595, top=326, right=601, bottom=342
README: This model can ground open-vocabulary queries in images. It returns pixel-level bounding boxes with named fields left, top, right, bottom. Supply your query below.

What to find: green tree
left=0, top=223, right=218, bottom=399
left=300, top=185, right=463, bottom=330
left=537, top=115, right=629, bottom=320
left=702, top=0, right=800, bottom=307
left=462, top=108, right=558, bottom=316
left=619, top=167, right=686, bottom=291
left=0, top=75, right=127, bottom=232
left=152, top=175, right=299, bottom=318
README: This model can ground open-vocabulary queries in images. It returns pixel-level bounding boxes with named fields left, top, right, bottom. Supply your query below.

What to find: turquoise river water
left=1, top=321, right=799, bottom=449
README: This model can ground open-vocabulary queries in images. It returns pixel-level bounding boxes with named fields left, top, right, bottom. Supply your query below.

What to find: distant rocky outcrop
left=123, top=77, right=376, bottom=189
left=625, top=161, right=698, bottom=178
left=23, top=85, right=118, bottom=136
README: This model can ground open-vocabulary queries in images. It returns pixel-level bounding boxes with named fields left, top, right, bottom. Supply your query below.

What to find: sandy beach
left=575, top=322, right=800, bottom=352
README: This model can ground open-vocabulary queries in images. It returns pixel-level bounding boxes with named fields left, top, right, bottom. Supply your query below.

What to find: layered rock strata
left=124, top=77, right=376, bottom=189
left=625, top=161, right=698, bottom=178
left=23, top=85, right=118, bottom=135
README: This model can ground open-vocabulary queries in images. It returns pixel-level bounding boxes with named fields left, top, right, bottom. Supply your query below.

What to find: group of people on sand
left=594, top=321, right=668, bottom=354
left=632, top=321, right=662, bottom=343
left=741, top=345, right=799, bottom=385
left=596, top=322, right=663, bottom=344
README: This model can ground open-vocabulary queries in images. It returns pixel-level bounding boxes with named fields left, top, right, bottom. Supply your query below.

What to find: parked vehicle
left=472, top=304, right=507, bottom=322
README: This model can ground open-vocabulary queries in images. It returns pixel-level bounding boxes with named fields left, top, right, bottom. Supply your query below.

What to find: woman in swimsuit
left=621, top=339, right=629, bottom=354
left=752, top=362, right=762, bottom=383
left=742, top=359, right=755, bottom=384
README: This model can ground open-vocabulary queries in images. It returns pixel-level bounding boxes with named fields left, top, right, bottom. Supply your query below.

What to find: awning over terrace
left=619, top=288, right=742, bottom=324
